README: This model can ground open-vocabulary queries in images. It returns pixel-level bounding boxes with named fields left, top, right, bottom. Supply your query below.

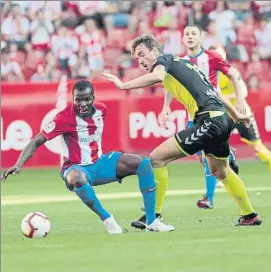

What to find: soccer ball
left=21, top=212, right=51, bottom=238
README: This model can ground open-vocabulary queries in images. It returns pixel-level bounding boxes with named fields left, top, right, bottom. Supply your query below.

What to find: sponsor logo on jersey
left=44, top=122, right=56, bottom=133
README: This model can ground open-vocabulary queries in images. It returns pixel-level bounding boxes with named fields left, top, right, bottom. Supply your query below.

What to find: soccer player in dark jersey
left=182, top=25, right=271, bottom=209
left=182, top=24, right=244, bottom=209
left=103, top=34, right=262, bottom=227
left=1, top=80, right=175, bottom=234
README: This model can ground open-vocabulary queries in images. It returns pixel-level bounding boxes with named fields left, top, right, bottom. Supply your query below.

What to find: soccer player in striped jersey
left=1, top=80, right=175, bottom=234
left=212, top=45, right=271, bottom=168
left=182, top=25, right=250, bottom=209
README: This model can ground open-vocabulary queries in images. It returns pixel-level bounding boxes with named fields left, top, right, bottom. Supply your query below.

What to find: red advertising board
left=1, top=82, right=271, bottom=168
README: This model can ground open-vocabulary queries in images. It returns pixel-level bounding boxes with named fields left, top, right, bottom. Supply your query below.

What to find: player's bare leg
left=149, top=137, right=187, bottom=167
left=206, top=155, right=262, bottom=226
left=244, top=139, right=271, bottom=171
left=65, top=169, right=122, bottom=234
left=236, top=114, right=271, bottom=171
left=116, top=153, right=175, bottom=232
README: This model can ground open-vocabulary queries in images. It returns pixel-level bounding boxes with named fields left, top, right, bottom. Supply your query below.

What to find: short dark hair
left=184, top=24, right=202, bottom=34
left=131, top=34, right=163, bottom=55
left=72, top=80, right=94, bottom=94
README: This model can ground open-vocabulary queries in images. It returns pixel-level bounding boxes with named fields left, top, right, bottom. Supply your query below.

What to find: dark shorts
left=175, top=112, right=234, bottom=159
left=234, top=115, right=260, bottom=143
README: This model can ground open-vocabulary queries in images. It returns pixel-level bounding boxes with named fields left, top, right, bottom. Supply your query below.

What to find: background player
left=103, top=34, right=262, bottom=227
left=210, top=45, right=271, bottom=175
left=1, top=80, right=175, bottom=234
left=182, top=24, right=244, bottom=208
left=182, top=24, right=271, bottom=209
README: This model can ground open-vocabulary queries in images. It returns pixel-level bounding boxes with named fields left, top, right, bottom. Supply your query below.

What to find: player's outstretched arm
left=227, top=66, right=248, bottom=114
left=103, top=65, right=166, bottom=90
left=163, top=90, right=174, bottom=109
left=1, top=133, right=47, bottom=182
left=217, top=92, right=250, bottom=128
left=159, top=91, right=174, bottom=127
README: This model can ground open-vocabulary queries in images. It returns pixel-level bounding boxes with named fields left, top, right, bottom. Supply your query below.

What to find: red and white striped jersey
left=41, top=102, right=106, bottom=170
left=182, top=48, right=231, bottom=87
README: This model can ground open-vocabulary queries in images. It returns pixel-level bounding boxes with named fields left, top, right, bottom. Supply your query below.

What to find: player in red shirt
left=1, top=80, right=174, bottom=234
left=181, top=25, right=249, bottom=209
left=182, top=25, right=247, bottom=97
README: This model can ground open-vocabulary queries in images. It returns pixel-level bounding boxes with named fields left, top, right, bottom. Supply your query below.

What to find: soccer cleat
left=197, top=195, right=213, bottom=209
left=131, top=213, right=163, bottom=230
left=146, top=219, right=175, bottom=232
left=236, top=213, right=262, bottom=226
left=103, top=215, right=123, bottom=234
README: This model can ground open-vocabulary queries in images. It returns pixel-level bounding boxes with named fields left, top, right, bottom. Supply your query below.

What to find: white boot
left=103, top=215, right=122, bottom=234
left=146, top=219, right=175, bottom=232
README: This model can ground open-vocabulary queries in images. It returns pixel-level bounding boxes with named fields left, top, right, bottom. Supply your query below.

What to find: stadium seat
left=259, top=80, right=271, bottom=92
left=103, top=47, right=123, bottom=71
left=106, top=28, right=132, bottom=49
left=104, top=47, right=123, bottom=60
left=237, top=24, right=257, bottom=56
left=245, top=60, right=270, bottom=81
left=122, top=67, right=145, bottom=81
left=203, top=0, right=217, bottom=14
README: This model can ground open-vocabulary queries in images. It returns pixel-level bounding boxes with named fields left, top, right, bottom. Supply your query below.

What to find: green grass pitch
left=2, top=160, right=271, bottom=272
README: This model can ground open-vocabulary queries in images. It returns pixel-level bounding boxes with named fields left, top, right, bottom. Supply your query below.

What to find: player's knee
left=210, top=165, right=229, bottom=180
left=136, top=157, right=153, bottom=176
left=66, top=169, right=88, bottom=190
left=149, top=152, right=166, bottom=168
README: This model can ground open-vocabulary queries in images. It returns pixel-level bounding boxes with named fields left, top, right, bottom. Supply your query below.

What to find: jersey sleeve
left=41, top=112, right=67, bottom=140
left=212, top=52, right=231, bottom=75
left=152, top=55, right=170, bottom=72
left=95, top=101, right=107, bottom=119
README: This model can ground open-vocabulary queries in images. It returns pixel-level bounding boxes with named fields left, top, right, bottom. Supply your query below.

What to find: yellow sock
left=221, top=170, right=254, bottom=215
left=254, top=141, right=271, bottom=169
left=153, top=166, right=169, bottom=214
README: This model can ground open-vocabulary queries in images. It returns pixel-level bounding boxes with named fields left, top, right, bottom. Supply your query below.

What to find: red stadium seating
left=259, top=80, right=271, bottom=92
left=245, top=60, right=270, bottom=81
left=237, top=24, right=257, bottom=56
left=106, top=28, right=132, bottom=49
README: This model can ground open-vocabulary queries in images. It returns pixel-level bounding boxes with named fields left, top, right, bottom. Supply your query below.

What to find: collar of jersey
left=188, top=48, right=205, bottom=59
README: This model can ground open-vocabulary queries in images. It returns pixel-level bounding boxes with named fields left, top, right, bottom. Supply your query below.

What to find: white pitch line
left=2, top=186, right=271, bottom=206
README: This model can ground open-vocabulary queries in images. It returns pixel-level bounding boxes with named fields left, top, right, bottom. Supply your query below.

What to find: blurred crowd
left=1, top=0, right=271, bottom=93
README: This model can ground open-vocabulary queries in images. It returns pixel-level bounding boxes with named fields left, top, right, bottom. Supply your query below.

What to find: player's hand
left=103, top=73, right=124, bottom=90
left=235, top=100, right=247, bottom=115
left=158, top=107, right=171, bottom=127
left=233, top=113, right=251, bottom=128
left=1, top=165, right=21, bottom=182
